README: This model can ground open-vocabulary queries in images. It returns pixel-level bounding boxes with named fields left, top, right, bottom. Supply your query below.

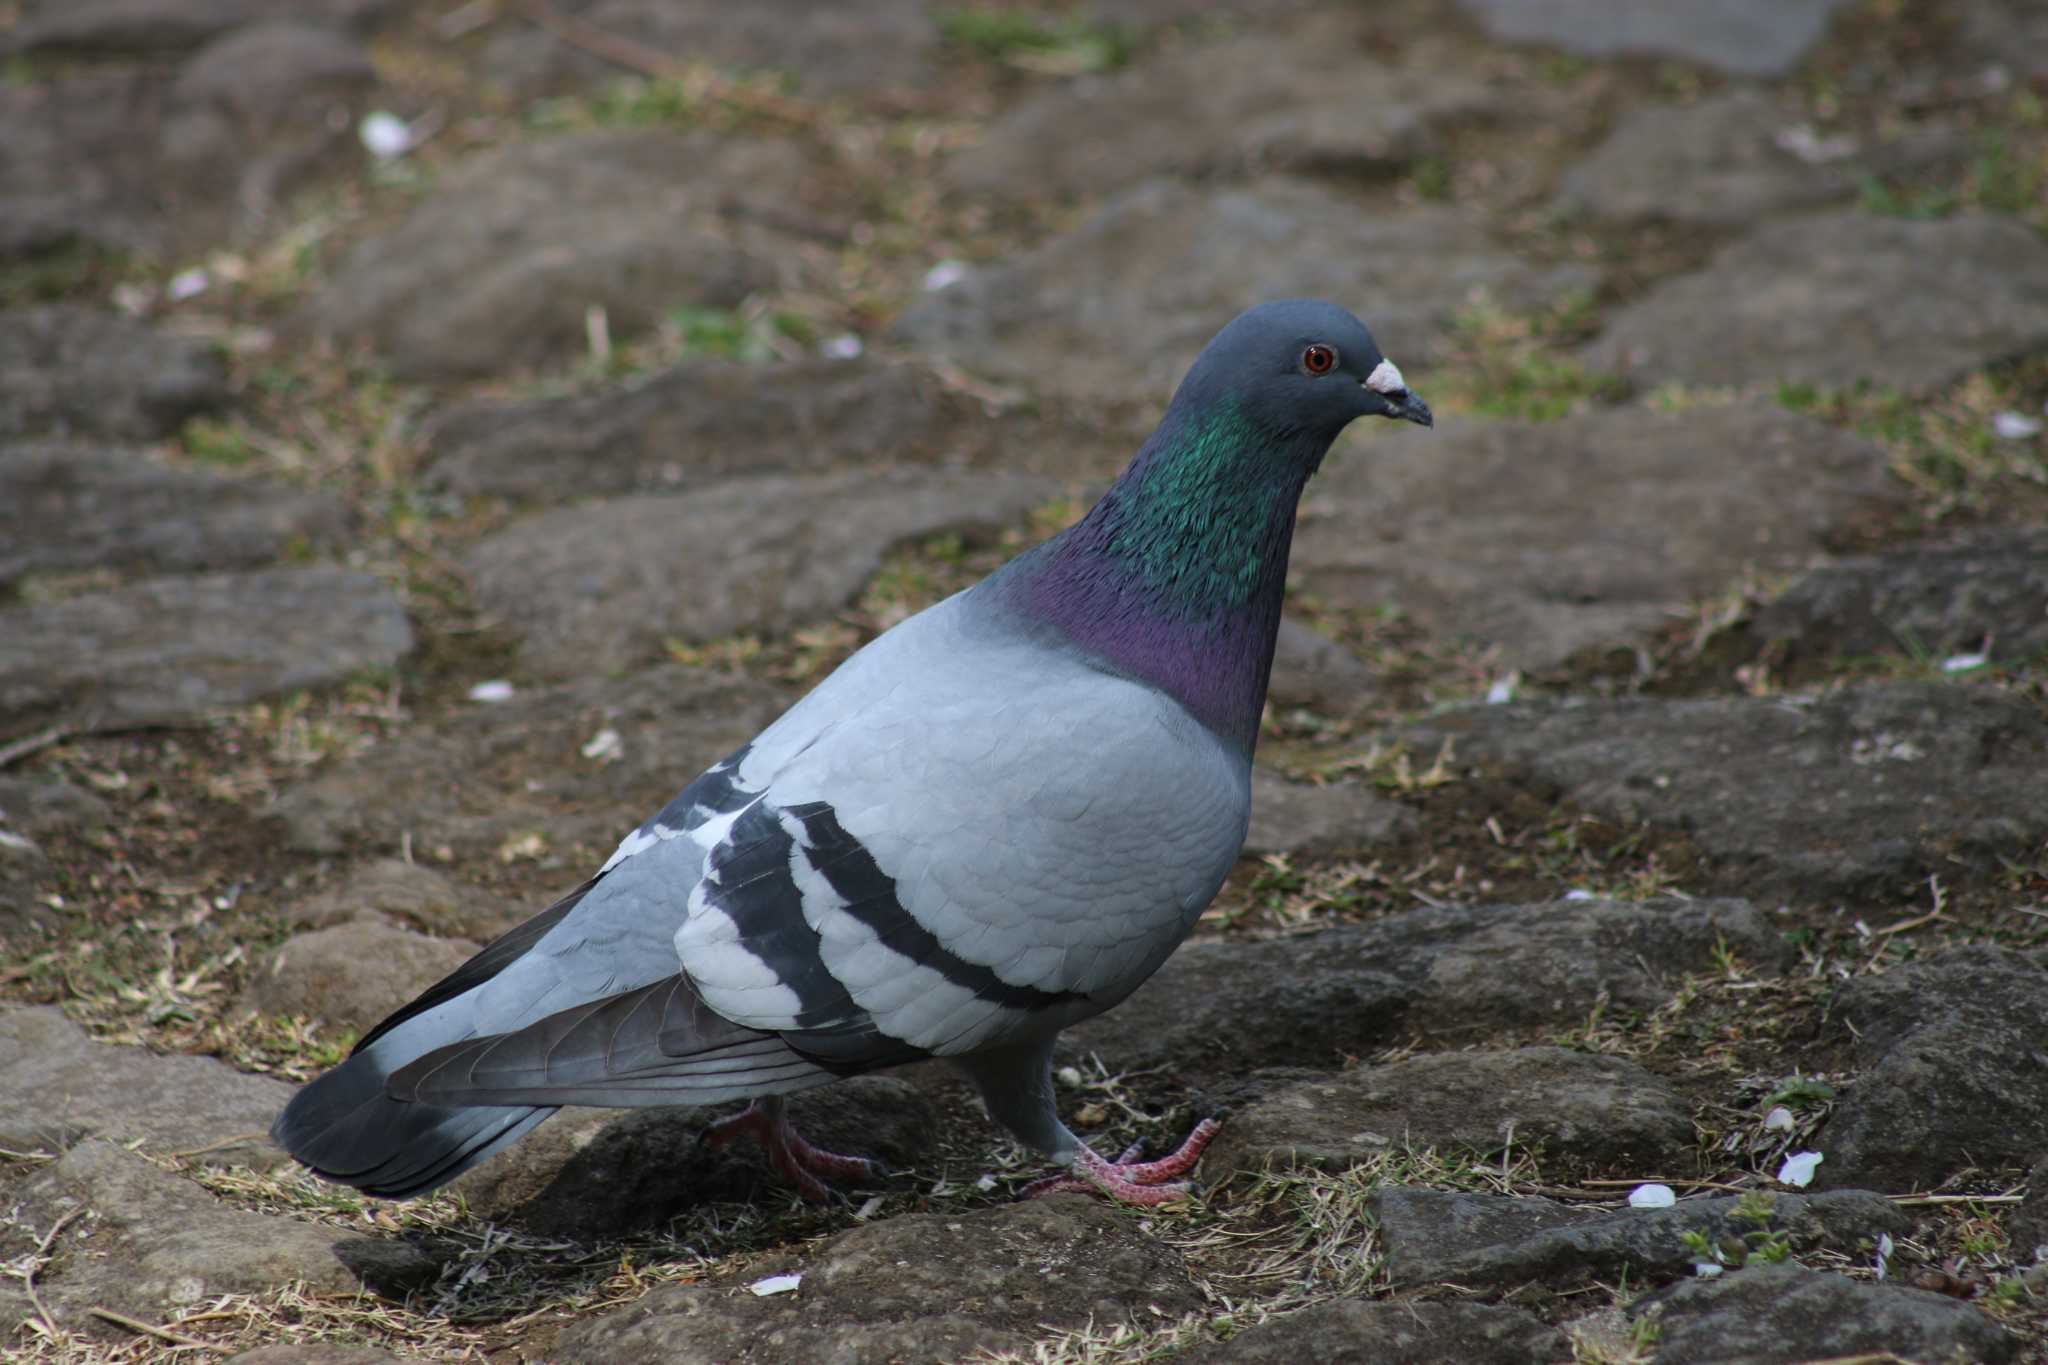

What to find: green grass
left=935, top=7, right=1133, bottom=73
left=1432, top=295, right=1625, bottom=421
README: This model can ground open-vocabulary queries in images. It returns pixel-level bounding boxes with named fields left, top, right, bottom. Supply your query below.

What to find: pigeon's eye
left=1301, top=344, right=1338, bottom=376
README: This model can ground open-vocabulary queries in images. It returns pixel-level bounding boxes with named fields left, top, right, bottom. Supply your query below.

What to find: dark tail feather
left=271, top=1043, right=554, bottom=1198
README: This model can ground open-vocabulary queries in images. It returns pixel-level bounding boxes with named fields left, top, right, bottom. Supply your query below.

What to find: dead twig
left=20, top=1206, right=85, bottom=1347
left=0, top=725, right=70, bottom=770
left=164, top=1131, right=272, bottom=1161
left=88, top=1305, right=218, bottom=1351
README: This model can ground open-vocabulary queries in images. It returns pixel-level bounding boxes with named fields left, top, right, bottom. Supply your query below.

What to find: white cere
left=1364, top=358, right=1408, bottom=396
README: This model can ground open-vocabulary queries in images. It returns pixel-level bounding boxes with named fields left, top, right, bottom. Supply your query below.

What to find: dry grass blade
left=87, top=1306, right=218, bottom=1352
left=18, top=1206, right=86, bottom=1348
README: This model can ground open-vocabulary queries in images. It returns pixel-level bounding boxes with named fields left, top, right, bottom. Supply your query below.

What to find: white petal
left=467, top=679, right=515, bottom=703
left=1992, top=411, right=2042, bottom=440
left=1777, top=1150, right=1824, bottom=1187
left=1763, top=1106, right=1796, bottom=1133
left=1629, top=1183, right=1677, bottom=1209
left=360, top=111, right=412, bottom=159
left=749, top=1273, right=802, bottom=1296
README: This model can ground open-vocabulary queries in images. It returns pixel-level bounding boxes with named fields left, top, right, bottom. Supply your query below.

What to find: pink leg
left=1020, top=1118, right=1221, bottom=1206
left=701, top=1097, right=883, bottom=1202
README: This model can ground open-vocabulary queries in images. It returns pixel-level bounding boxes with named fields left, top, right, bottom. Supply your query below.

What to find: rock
left=1371, top=1186, right=1909, bottom=1289
left=1292, top=406, right=1898, bottom=670
left=1555, top=90, right=1965, bottom=228
left=1737, top=527, right=2048, bottom=681
left=1064, top=896, right=1784, bottom=1075
left=1581, top=212, right=2048, bottom=394
left=225, top=1346, right=408, bottom=1365
left=156, top=21, right=377, bottom=243
left=2012, top=1154, right=2048, bottom=1263
left=946, top=21, right=1499, bottom=202
left=1244, top=768, right=1416, bottom=856
left=1454, top=0, right=1854, bottom=78
left=424, top=357, right=1121, bottom=501
left=479, top=0, right=938, bottom=100
left=1402, top=682, right=2048, bottom=904
left=555, top=1194, right=1202, bottom=1362
left=12, top=1141, right=353, bottom=1333
left=241, top=920, right=478, bottom=1035
left=0, top=440, right=351, bottom=589
left=1635, top=1262, right=2020, bottom=1364
left=0, top=69, right=170, bottom=259
left=1817, top=946, right=2048, bottom=1192
left=0, top=308, right=227, bottom=440
left=1268, top=616, right=1378, bottom=715
left=0, top=1006, right=291, bottom=1166
left=1182, top=1299, right=1569, bottom=1364
left=0, top=779, right=110, bottom=938
left=0, top=776, right=112, bottom=841
left=455, top=1076, right=942, bottom=1238
left=7, top=0, right=394, bottom=58
left=465, top=468, right=1057, bottom=678
left=1205, top=1047, right=1696, bottom=1178
left=0, top=566, right=413, bottom=740
left=268, top=664, right=794, bottom=860
left=894, top=178, right=1598, bottom=404
left=275, top=858, right=509, bottom=939
left=303, top=130, right=819, bottom=381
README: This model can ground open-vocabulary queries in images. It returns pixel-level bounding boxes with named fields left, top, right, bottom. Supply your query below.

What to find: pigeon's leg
left=1020, top=1118, right=1222, bottom=1206
left=701, top=1096, right=882, bottom=1202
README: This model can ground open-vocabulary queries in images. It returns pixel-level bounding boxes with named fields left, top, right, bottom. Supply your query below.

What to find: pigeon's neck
left=999, top=399, right=1325, bottom=754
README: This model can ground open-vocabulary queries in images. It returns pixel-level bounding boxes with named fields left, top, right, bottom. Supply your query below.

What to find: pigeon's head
left=1174, top=299, right=1433, bottom=442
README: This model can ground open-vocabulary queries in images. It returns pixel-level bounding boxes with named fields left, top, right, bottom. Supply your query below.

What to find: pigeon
left=273, top=298, right=1432, bottom=1205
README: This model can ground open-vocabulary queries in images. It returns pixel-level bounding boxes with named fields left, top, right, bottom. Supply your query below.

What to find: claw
left=1020, top=1118, right=1221, bottom=1206
left=702, top=1097, right=883, bottom=1202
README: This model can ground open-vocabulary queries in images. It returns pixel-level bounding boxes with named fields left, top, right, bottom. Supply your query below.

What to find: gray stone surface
left=0, top=69, right=170, bottom=259
left=10, top=1140, right=353, bottom=1332
left=268, top=664, right=794, bottom=861
left=465, top=468, right=1057, bottom=677
left=1581, top=211, right=2048, bottom=394
left=6, top=0, right=393, bottom=57
left=1292, top=405, right=1899, bottom=669
left=241, top=920, right=478, bottom=1035
left=304, top=130, right=816, bottom=381
left=1403, top=682, right=2048, bottom=904
left=1555, top=89, right=1965, bottom=228
left=0, top=307, right=227, bottom=440
left=0, top=440, right=351, bottom=589
left=424, top=356, right=1121, bottom=501
left=1064, top=897, right=1784, bottom=1076
left=1245, top=769, right=1416, bottom=857
left=274, top=857, right=512, bottom=940
left=1455, top=0, right=1854, bottom=78
left=894, top=178, right=1598, bottom=403
left=1817, top=946, right=2048, bottom=1192
left=0, top=1005, right=291, bottom=1167
left=0, top=566, right=413, bottom=739
left=1372, top=1186, right=1909, bottom=1289
left=1182, top=1299, right=1569, bottom=1364
left=1268, top=616, right=1379, bottom=716
left=1206, top=1047, right=1695, bottom=1178
left=453, top=1076, right=941, bottom=1238
left=224, top=1348, right=407, bottom=1365
left=1637, top=1262, right=2019, bottom=1364
left=946, top=20, right=1500, bottom=201
left=555, top=1194, right=1202, bottom=1363
left=1737, top=526, right=2048, bottom=680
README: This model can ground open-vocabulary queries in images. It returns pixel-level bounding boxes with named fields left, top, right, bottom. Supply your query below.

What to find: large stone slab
left=268, top=664, right=795, bottom=860
left=1245, top=768, right=1416, bottom=856
left=1403, top=682, right=2048, bottom=904
left=0, top=307, right=227, bottom=441
left=1817, top=947, right=2048, bottom=1192
left=1371, top=1186, right=1908, bottom=1289
left=1292, top=406, right=1898, bottom=669
left=0, top=440, right=351, bottom=589
left=0, top=1005, right=292, bottom=1168
left=946, top=21, right=1500, bottom=202
left=1635, top=1263, right=2020, bottom=1364
left=303, top=130, right=820, bottom=381
left=1454, top=0, right=1854, bottom=78
left=1581, top=211, right=2048, bottom=394
left=1554, top=89, right=1965, bottom=228
left=0, top=566, right=412, bottom=739
left=5, top=0, right=393, bottom=58
left=424, top=357, right=1122, bottom=501
left=1206, top=1046, right=1696, bottom=1178
left=464, top=468, right=1057, bottom=677
left=555, top=1194, right=1202, bottom=1363
left=241, top=920, right=478, bottom=1035
left=1181, top=1300, right=1568, bottom=1365
left=894, top=178, right=1598, bottom=404
left=1063, top=897, right=1784, bottom=1076
left=0, top=69, right=170, bottom=259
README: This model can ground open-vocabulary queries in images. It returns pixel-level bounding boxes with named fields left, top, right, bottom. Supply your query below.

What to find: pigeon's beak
left=1383, top=386, right=1433, bottom=428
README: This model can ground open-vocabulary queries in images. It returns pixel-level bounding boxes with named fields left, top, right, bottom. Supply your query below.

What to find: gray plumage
left=274, top=299, right=1431, bottom=1199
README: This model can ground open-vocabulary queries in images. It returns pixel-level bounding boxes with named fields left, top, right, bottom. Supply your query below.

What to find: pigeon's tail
left=271, top=1037, right=554, bottom=1198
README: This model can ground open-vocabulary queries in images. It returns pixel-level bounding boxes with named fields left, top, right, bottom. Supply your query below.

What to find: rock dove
left=273, top=299, right=1432, bottom=1205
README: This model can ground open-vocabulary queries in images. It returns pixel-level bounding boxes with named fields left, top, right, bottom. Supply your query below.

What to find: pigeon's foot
left=701, top=1096, right=883, bottom=1202
left=1021, top=1117, right=1222, bottom=1206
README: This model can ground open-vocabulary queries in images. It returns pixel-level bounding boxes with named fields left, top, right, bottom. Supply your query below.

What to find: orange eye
left=1301, top=344, right=1338, bottom=376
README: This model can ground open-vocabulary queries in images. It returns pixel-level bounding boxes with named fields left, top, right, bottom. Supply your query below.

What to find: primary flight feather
left=273, top=299, right=1433, bottom=1204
